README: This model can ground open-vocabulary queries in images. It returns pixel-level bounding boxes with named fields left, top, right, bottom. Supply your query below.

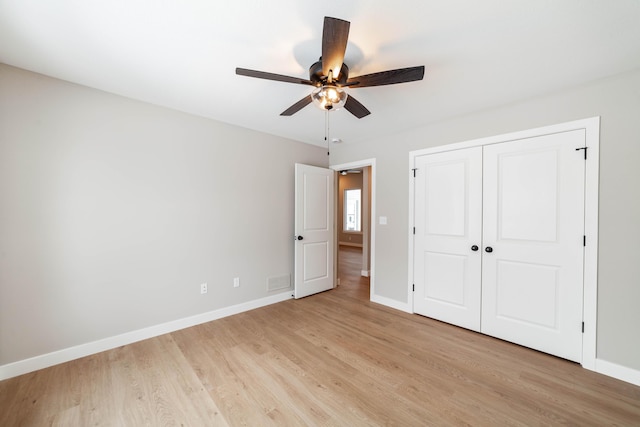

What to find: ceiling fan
left=236, top=17, right=425, bottom=119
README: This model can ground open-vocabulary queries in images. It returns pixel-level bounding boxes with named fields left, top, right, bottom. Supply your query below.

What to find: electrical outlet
left=200, top=283, right=207, bottom=294
left=233, top=277, right=240, bottom=288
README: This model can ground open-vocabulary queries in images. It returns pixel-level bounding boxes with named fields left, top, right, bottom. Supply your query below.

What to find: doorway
left=331, top=159, right=376, bottom=300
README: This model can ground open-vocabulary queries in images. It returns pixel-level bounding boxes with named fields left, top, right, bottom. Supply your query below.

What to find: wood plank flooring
left=1, top=246, right=639, bottom=426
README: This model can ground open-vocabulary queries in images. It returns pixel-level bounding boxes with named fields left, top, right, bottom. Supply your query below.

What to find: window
left=344, top=189, right=361, bottom=232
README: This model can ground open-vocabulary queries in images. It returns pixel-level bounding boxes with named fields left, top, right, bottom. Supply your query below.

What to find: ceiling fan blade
left=322, top=17, right=350, bottom=80
left=236, top=68, right=314, bottom=86
left=344, top=95, right=371, bottom=119
left=346, top=66, right=425, bottom=88
left=280, top=95, right=313, bottom=116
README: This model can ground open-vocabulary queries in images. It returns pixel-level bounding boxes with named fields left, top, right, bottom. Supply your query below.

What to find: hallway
left=337, top=245, right=370, bottom=300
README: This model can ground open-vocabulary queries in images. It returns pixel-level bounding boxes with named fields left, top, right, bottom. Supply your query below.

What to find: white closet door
left=413, top=147, right=483, bottom=331
left=481, top=130, right=585, bottom=362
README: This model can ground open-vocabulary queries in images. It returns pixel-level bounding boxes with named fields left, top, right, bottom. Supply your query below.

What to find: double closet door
left=413, top=129, right=586, bottom=362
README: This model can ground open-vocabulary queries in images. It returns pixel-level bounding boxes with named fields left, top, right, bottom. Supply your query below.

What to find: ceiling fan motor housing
left=309, top=60, right=349, bottom=86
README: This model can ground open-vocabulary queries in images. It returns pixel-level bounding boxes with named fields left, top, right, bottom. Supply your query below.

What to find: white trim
left=409, top=117, right=600, bottom=157
left=371, top=294, right=412, bottom=313
left=0, top=291, right=293, bottom=381
left=595, top=358, right=640, bottom=387
left=408, top=117, right=600, bottom=370
left=581, top=118, right=600, bottom=371
left=331, top=159, right=376, bottom=302
left=408, top=155, right=417, bottom=311
left=361, top=270, right=370, bottom=277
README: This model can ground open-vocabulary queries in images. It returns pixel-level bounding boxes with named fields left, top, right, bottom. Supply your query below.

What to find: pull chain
left=325, top=109, right=330, bottom=156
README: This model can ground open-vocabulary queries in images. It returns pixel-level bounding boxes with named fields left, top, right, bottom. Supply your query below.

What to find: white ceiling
left=1, top=0, right=639, bottom=147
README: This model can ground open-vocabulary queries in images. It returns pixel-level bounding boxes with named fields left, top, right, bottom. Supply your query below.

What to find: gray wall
left=331, top=69, right=640, bottom=372
left=0, top=64, right=327, bottom=365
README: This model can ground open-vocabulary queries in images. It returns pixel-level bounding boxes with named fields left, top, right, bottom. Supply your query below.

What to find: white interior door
left=294, top=164, right=335, bottom=299
left=413, top=147, right=483, bottom=331
left=481, top=130, right=586, bottom=362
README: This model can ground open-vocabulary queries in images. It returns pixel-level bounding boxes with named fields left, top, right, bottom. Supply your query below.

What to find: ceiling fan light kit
left=311, top=85, right=347, bottom=111
left=236, top=16, right=425, bottom=119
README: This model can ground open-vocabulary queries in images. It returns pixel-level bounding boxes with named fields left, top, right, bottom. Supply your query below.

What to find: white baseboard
left=595, top=358, right=640, bottom=387
left=371, top=294, right=412, bottom=313
left=0, top=291, right=293, bottom=381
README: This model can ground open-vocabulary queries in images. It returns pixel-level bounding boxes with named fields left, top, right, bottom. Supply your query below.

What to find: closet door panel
left=413, top=147, right=483, bottom=331
left=481, top=130, right=586, bottom=362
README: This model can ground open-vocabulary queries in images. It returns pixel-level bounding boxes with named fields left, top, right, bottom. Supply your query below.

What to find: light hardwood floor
left=1, top=246, right=639, bottom=426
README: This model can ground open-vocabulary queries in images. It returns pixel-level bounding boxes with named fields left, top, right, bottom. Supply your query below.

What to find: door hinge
left=582, top=322, right=585, bottom=333
left=413, top=227, right=416, bottom=235
left=575, top=147, right=588, bottom=160
left=583, top=235, right=586, bottom=246
left=413, top=284, right=415, bottom=292
left=412, top=168, right=417, bottom=177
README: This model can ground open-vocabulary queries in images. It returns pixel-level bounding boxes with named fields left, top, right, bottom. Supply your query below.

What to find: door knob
left=471, top=245, right=479, bottom=251
left=295, top=235, right=304, bottom=241
left=485, top=246, right=493, bottom=253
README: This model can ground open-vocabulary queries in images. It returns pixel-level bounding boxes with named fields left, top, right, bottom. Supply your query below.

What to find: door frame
left=331, top=158, right=376, bottom=301
left=408, top=117, right=600, bottom=370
